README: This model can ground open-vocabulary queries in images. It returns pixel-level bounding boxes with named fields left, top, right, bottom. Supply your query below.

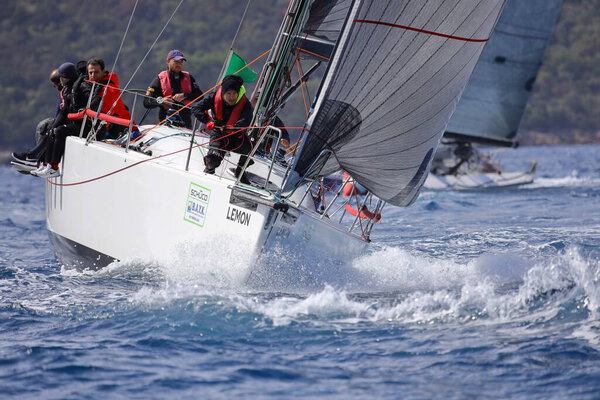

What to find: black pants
left=45, top=122, right=80, bottom=164
left=204, top=129, right=253, bottom=171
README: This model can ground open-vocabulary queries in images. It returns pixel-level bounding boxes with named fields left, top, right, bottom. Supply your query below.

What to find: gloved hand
left=206, top=121, right=215, bottom=131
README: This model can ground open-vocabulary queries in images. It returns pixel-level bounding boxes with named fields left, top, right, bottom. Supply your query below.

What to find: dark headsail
left=287, top=0, right=507, bottom=206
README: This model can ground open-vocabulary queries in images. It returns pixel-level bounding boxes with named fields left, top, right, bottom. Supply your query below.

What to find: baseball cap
left=167, top=49, right=186, bottom=62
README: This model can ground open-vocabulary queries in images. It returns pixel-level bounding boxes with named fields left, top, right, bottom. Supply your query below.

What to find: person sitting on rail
left=30, top=62, right=102, bottom=178
left=11, top=69, right=65, bottom=168
left=85, top=58, right=133, bottom=140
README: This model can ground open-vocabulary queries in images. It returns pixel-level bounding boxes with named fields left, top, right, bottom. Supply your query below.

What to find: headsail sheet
left=290, top=0, right=506, bottom=206
left=445, top=0, right=563, bottom=144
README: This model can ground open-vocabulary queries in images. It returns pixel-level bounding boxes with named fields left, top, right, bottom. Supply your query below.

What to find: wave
left=117, top=246, right=600, bottom=339
left=525, top=174, right=600, bottom=189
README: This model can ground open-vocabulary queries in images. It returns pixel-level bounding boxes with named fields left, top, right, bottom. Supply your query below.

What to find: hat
left=221, top=74, right=243, bottom=93
left=58, top=62, right=78, bottom=81
left=167, top=49, right=186, bottom=62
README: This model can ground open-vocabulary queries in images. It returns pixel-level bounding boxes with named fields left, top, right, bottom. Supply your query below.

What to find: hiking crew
left=86, top=58, right=132, bottom=139
left=30, top=62, right=102, bottom=178
left=11, top=69, right=65, bottom=168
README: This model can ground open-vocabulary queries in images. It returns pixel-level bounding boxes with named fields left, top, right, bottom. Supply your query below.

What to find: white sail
left=445, top=0, right=563, bottom=145
left=288, top=0, right=507, bottom=206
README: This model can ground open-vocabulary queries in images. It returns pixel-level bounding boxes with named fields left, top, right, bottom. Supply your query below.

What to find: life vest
left=213, top=86, right=248, bottom=126
left=98, top=72, right=131, bottom=120
left=158, top=70, right=192, bottom=105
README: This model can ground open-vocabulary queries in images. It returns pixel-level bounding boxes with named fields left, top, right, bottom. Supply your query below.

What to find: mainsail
left=288, top=0, right=507, bottom=206
left=444, top=0, right=563, bottom=146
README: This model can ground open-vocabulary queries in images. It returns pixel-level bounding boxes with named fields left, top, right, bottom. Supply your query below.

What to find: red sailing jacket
left=98, top=72, right=131, bottom=120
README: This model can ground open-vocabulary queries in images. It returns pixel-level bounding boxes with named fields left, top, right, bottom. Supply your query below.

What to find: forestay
left=287, top=0, right=507, bottom=207
left=445, top=0, right=563, bottom=146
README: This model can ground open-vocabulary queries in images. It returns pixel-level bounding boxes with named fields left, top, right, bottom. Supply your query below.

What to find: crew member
left=191, top=74, right=253, bottom=184
left=86, top=58, right=132, bottom=139
left=30, top=62, right=101, bottom=178
left=143, top=49, right=202, bottom=128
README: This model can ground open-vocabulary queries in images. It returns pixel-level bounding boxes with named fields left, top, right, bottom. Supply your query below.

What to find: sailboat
left=424, top=0, right=563, bottom=190
left=41, top=0, right=506, bottom=272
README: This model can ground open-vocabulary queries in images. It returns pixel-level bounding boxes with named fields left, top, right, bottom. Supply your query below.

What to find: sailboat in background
left=425, top=0, right=563, bottom=190
left=41, top=0, right=506, bottom=272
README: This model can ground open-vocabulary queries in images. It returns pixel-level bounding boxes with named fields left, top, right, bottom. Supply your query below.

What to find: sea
left=1, top=144, right=599, bottom=400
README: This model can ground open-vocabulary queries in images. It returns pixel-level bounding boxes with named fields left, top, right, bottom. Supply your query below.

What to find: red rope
left=46, top=127, right=249, bottom=187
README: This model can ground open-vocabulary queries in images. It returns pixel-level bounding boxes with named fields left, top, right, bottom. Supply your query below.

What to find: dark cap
left=167, top=49, right=186, bottom=61
left=58, top=62, right=78, bottom=81
left=221, top=74, right=243, bottom=94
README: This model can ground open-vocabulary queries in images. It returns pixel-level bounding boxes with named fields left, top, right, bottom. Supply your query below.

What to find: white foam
left=526, top=174, right=600, bottom=189
left=233, top=246, right=600, bottom=328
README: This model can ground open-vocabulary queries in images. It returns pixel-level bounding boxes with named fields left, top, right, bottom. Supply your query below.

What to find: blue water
left=1, top=144, right=599, bottom=399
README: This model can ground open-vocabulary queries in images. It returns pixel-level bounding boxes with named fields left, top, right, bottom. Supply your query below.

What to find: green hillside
left=0, top=0, right=598, bottom=154
left=0, top=0, right=288, bottom=151
left=520, top=0, right=600, bottom=144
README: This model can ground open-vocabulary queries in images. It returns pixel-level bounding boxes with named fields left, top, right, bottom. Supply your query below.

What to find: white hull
left=45, top=127, right=367, bottom=273
left=424, top=170, right=534, bottom=190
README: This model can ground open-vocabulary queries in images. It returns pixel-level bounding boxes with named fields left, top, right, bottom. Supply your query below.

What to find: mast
left=251, top=0, right=313, bottom=126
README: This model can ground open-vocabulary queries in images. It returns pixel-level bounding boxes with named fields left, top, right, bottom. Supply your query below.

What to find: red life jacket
left=98, top=72, right=131, bottom=120
left=158, top=70, right=192, bottom=105
left=213, top=87, right=248, bottom=126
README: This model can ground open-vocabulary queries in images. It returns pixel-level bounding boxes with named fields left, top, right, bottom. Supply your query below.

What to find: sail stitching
left=360, top=40, right=487, bottom=152
left=345, top=0, right=456, bottom=110
left=351, top=0, right=487, bottom=116
left=355, top=2, right=499, bottom=129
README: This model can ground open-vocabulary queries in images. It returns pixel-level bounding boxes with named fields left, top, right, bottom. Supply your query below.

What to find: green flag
left=224, top=52, right=257, bottom=83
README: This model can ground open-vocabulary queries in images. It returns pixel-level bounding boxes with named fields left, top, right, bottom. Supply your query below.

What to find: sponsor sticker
left=184, top=182, right=211, bottom=227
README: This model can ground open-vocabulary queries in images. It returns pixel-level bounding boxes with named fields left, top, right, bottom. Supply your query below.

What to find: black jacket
left=190, top=91, right=253, bottom=128
left=53, top=76, right=101, bottom=128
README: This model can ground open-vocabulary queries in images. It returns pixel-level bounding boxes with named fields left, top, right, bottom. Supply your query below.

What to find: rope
left=99, top=0, right=139, bottom=119
left=131, top=49, right=272, bottom=143
left=105, top=0, right=186, bottom=117
left=109, top=0, right=138, bottom=76
left=294, top=54, right=309, bottom=115
left=45, top=125, right=285, bottom=187
left=230, top=0, right=252, bottom=50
